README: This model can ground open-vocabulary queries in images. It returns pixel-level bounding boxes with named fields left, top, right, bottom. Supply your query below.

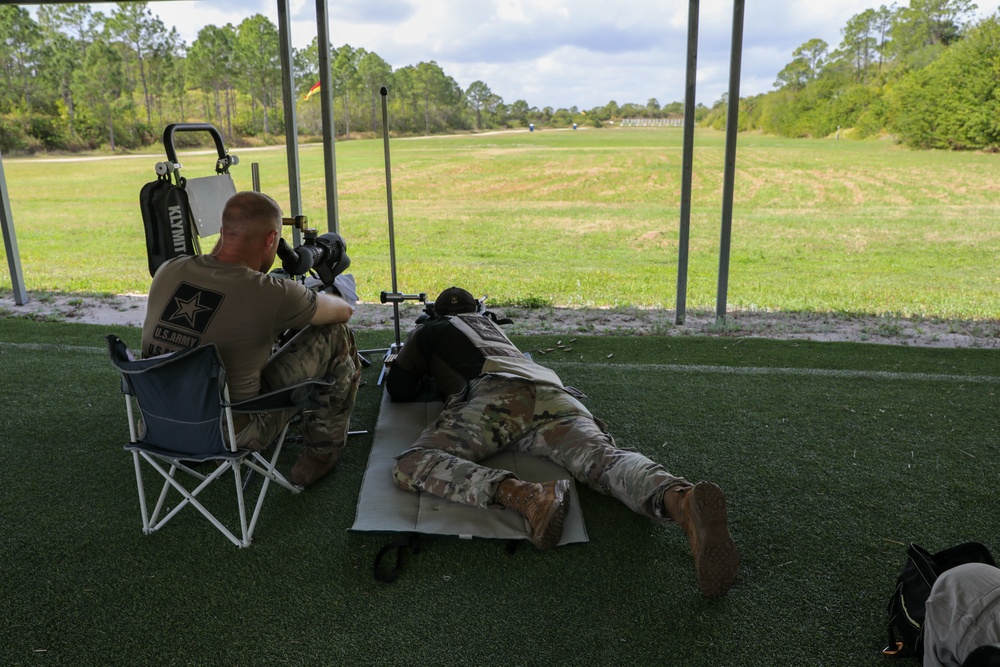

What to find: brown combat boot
left=288, top=444, right=343, bottom=488
left=496, top=478, right=570, bottom=551
left=663, top=481, right=740, bottom=598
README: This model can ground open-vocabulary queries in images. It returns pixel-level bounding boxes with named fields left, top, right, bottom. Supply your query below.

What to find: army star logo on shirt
left=170, top=293, right=213, bottom=328
left=152, top=282, right=224, bottom=349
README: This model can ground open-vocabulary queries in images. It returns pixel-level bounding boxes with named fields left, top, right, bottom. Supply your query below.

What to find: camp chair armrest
left=230, top=379, right=333, bottom=414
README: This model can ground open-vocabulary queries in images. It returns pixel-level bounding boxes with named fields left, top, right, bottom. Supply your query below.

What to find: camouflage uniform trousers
left=392, top=374, right=688, bottom=521
left=234, top=323, right=361, bottom=452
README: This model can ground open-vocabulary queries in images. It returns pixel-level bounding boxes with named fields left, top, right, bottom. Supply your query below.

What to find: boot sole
left=533, top=479, right=571, bottom=551
left=690, top=482, right=740, bottom=597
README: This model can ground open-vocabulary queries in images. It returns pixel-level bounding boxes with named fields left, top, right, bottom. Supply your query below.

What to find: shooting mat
left=351, top=389, right=589, bottom=545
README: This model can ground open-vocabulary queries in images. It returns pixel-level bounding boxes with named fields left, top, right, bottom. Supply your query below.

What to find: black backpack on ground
left=882, top=541, right=997, bottom=659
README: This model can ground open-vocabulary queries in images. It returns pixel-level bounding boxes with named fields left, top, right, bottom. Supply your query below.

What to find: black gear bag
left=139, top=177, right=195, bottom=277
left=882, top=541, right=997, bottom=659
left=138, top=123, right=237, bottom=277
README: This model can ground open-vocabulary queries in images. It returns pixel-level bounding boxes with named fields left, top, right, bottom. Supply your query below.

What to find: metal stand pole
left=675, top=0, right=700, bottom=325
left=0, top=150, right=27, bottom=305
left=380, top=87, right=402, bottom=348
left=316, top=0, right=340, bottom=233
left=715, top=0, right=745, bottom=322
left=277, top=0, right=303, bottom=246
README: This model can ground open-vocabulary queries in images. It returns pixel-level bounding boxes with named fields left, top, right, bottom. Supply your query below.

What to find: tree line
left=5, top=1, right=993, bottom=154
left=0, top=2, right=696, bottom=154
left=704, top=0, right=1000, bottom=150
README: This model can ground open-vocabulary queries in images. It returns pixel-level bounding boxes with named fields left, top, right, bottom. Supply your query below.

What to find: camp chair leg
left=132, top=450, right=152, bottom=533
left=233, top=463, right=251, bottom=546
left=155, top=462, right=234, bottom=530
left=247, top=471, right=270, bottom=540
left=139, top=452, right=249, bottom=548
left=243, top=423, right=301, bottom=494
left=148, top=460, right=214, bottom=525
left=148, top=462, right=179, bottom=527
left=245, top=423, right=299, bottom=538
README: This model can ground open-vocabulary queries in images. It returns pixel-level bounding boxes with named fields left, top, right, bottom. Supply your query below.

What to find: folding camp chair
left=106, top=334, right=327, bottom=548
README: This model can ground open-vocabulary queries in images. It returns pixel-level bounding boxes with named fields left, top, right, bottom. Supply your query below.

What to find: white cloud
left=495, top=0, right=530, bottom=23
left=150, top=0, right=274, bottom=38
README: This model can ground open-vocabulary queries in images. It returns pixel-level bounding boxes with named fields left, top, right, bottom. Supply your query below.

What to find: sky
left=29, top=0, right=1000, bottom=110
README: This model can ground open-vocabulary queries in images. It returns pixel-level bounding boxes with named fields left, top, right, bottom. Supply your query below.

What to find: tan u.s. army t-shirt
left=142, top=255, right=317, bottom=401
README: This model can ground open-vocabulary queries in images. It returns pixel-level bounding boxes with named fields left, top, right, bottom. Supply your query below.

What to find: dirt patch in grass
left=3, top=292, right=998, bottom=349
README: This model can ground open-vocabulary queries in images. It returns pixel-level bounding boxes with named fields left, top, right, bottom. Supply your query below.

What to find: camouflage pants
left=234, top=323, right=361, bottom=451
left=392, top=375, right=688, bottom=520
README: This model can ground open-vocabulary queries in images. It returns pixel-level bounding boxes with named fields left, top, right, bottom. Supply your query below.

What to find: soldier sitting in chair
left=142, top=191, right=360, bottom=488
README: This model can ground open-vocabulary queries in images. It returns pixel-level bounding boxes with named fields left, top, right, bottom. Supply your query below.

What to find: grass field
left=3, top=130, right=998, bottom=665
left=2, top=128, right=998, bottom=319
left=1, top=318, right=998, bottom=665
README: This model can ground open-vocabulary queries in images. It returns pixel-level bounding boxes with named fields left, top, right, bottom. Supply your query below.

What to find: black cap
left=434, top=287, right=478, bottom=316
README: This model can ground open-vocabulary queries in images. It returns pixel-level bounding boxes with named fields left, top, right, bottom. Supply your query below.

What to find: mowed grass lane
left=2, top=129, right=998, bottom=318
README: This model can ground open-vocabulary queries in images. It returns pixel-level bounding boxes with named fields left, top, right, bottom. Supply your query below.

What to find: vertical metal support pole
left=715, top=0, right=745, bottom=322
left=251, top=163, right=261, bottom=192
left=277, top=0, right=302, bottom=246
left=380, top=87, right=401, bottom=347
left=675, top=0, right=700, bottom=325
left=316, top=0, right=340, bottom=233
left=0, top=151, right=28, bottom=305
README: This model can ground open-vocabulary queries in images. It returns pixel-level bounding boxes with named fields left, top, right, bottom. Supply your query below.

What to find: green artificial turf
left=1, top=319, right=997, bottom=666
